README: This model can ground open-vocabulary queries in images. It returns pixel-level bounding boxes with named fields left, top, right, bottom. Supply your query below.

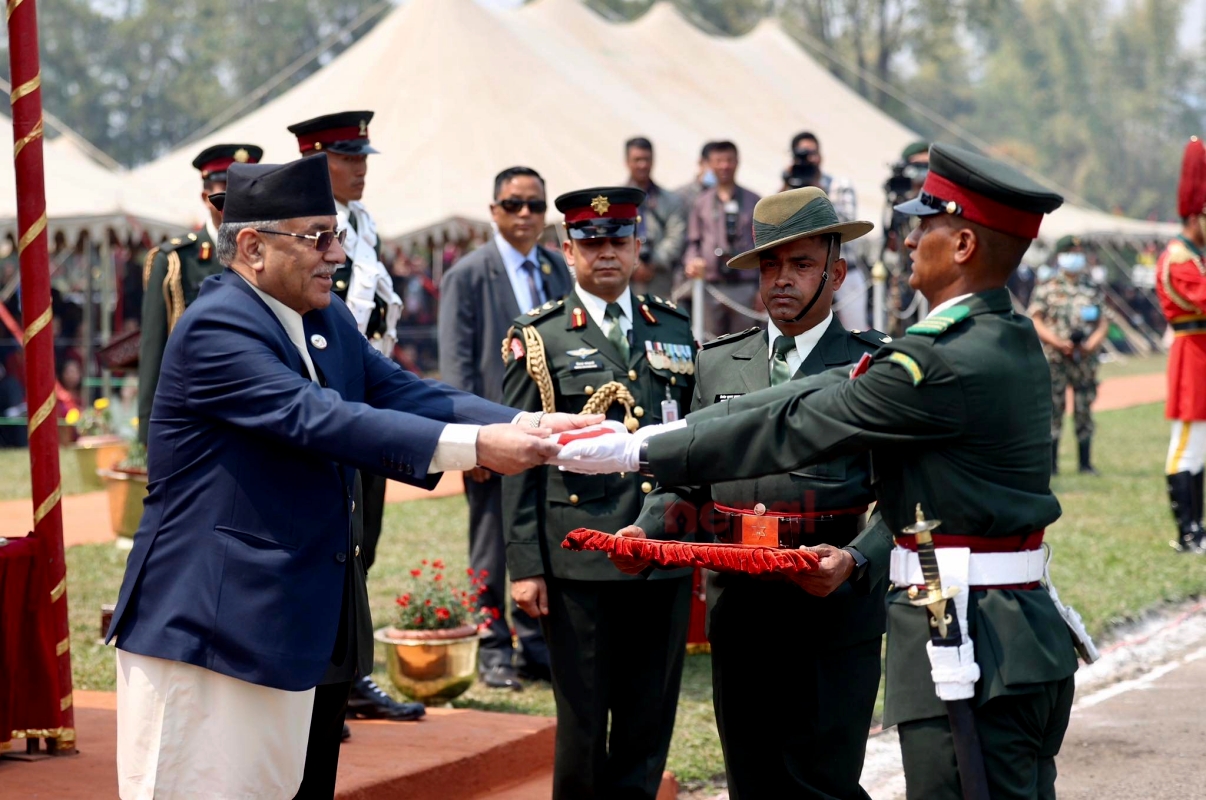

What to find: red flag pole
left=7, top=0, right=74, bottom=750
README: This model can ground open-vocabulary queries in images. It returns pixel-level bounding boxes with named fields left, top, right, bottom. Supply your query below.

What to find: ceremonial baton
left=904, top=506, right=990, bottom=800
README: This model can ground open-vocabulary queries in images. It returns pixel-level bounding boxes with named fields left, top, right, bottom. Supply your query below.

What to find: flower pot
left=71, top=436, right=128, bottom=491
left=374, top=625, right=480, bottom=703
left=97, top=467, right=148, bottom=543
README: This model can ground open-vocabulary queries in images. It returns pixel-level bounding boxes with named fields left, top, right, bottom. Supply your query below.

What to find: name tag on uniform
left=570, top=360, right=602, bottom=371
left=715, top=393, right=744, bottom=402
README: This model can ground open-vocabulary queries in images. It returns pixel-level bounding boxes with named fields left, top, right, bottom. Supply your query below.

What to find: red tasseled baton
left=562, top=529, right=821, bottom=575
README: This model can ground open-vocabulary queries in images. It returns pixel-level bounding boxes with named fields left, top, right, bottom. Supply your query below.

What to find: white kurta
left=116, top=649, right=315, bottom=800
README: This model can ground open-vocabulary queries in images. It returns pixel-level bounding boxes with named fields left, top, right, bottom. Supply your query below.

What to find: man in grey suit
left=625, top=136, right=687, bottom=300
left=438, top=166, right=573, bottom=689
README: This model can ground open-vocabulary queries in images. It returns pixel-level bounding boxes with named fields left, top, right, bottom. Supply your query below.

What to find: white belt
left=890, top=546, right=1047, bottom=588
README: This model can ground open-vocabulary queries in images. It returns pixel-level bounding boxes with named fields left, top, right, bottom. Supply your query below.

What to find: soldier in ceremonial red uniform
left=1156, top=136, right=1206, bottom=553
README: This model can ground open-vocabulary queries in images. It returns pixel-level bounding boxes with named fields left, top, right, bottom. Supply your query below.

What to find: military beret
left=894, top=143, right=1063, bottom=239
left=901, top=140, right=930, bottom=161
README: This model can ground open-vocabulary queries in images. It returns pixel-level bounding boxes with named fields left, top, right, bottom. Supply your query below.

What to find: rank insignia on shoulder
left=571, top=307, right=587, bottom=329
left=905, top=305, right=971, bottom=337
left=701, top=326, right=760, bottom=349
left=886, top=352, right=924, bottom=385
left=639, top=303, right=657, bottom=324
left=566, top=347, right=598, bottom=359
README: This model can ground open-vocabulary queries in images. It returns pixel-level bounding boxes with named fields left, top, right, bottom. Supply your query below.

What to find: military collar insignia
left=639, top=303, right=658, bottom=325
left=590, top=195, right=611, bottom=215
left=906, top=304, right=971, bottom=336
left=310, top=334, right=328, bottom=350
left=571, top=307, right=587, bottom=329
left=199, top=242, right=212, bottom=261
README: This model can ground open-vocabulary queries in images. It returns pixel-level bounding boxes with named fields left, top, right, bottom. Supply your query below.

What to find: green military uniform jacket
left=636, top=316, right=895, bottom=649
left=138, top=227, right=222, bottom=445
left=644, top=288, right=1079, bottom=726
left=502, top=289, right=696, bottom=582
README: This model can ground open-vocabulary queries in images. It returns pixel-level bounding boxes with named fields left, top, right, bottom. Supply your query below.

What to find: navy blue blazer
left=108, top=270, right=516, bottom=691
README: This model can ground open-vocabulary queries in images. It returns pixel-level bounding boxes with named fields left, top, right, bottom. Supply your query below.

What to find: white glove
left=549, top=419, right=686, bottom=474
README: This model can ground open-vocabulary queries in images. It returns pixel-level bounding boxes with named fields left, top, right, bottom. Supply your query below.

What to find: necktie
left=520, top=259, right=544, bottom=310
left=605, top=302, right=629, bottom=361
left=770, top=334, right=796, bottom=386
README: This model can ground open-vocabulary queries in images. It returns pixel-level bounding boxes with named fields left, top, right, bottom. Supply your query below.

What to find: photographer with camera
left=625, top=137, right=687, bottom=299
left=1029, top=235, right=1109, bottom=475
left=684, top=140, right=762, bottom=338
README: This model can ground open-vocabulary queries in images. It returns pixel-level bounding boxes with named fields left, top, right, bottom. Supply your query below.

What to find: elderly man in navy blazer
left=107, top=156, right=598, bottom=800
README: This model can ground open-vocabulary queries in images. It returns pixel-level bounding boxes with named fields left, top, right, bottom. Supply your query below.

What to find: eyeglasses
left=495, top=198, right=548, bottom=214
left=255, top=228, right=348, bottom=252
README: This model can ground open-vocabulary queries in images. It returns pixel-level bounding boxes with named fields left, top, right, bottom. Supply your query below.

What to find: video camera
left=782, top=147, right=821, bottom=189
left=884, top=160, right=929, bottom=205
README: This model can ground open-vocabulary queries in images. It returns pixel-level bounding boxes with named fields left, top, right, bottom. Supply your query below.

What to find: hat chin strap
left=787, top=238, right=833, bottom=324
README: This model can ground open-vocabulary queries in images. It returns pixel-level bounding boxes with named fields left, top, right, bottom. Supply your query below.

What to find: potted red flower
left=374, top=561, right=496, bottom=702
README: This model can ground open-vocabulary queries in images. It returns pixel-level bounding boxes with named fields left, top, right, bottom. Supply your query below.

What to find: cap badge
left=314, top=142, right=323, bottom=151
left=359, top=119, right=368, bottom=137
left=310, top=334, right=328, bottom=350
left=233, top=148, right=250, bottom=163
left=590, top=195, right=611, bottom=215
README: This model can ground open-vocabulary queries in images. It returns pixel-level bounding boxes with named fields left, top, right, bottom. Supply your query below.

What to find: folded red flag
left=562, top=529, right=820, bottom=575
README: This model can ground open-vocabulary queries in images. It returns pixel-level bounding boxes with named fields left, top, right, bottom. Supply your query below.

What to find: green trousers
left=711, top=577, right=881, bottom=799
left=897, top=675, right=1075, bottom=800
left=542, top=576, right=692, bottom=800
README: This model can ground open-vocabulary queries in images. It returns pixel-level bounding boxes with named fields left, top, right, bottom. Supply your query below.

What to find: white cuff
left=428, top=424, right=480, bottom=473
left=925, top=640, right=980, bottom=701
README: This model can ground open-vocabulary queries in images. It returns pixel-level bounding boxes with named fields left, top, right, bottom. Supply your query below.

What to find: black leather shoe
left=517, top=661, right=552, bottom=683
left=346, top=676, right=426, bottom=721
left=479, top=664, right=524, bottom=691
left=341, top=722, right=351, bottom=742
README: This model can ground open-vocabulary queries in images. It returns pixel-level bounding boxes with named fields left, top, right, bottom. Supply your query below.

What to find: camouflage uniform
left=1028, top=272, right=1106, bottom=442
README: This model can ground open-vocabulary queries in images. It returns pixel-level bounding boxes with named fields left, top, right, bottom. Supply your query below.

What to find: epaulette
left=516, top=298, right=565, bottom=324
left=849, top=328, right=893, bottom=347
left=159, top=231, right=201, bottom=254
left=701, top=326, right=761, bottom=350
left=638, top=293, right=690, bottom=320
left=905, top=304, right=971, bottom=337
left=1167, top=240, right=1206, bottom=272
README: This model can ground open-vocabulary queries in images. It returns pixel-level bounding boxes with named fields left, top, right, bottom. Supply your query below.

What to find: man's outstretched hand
left=475, top=424, right=561, bottom=475
left=550, top=419, right=687, bottom=474
left=609, top=526, right=654, bottom=575
left=787, top=544, right=854, bottom=596
left=539, top=412, right=605, bottom=433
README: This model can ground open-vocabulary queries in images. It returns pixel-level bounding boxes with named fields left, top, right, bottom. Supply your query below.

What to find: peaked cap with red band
left=191, top=143, right=263, bottom=182
left=1177, top=136, right=1206, bottom=219
left=895, top=143, right=1063, bottom=239
left=287, top=110, right=378, bottom=156
left=556, top=186, right=645, bottom=240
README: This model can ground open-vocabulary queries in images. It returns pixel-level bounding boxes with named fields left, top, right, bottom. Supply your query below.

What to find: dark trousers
left=711, top=580, right=880, bottom=799
left=542, top=576, right=692, bottom=800
left=358, top=470, right=387, bottom=572
left=292, top=681, right=352, bottom=800
left=466, top=474, right=547, bottom=670
left=897, top=675, right=1075, bottom=800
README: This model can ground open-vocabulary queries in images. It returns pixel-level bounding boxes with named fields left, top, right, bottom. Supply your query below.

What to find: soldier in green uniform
left=138, top=143, right=262, bottom=445
left=502, top=187, right=697, bottom=800
left=621, top=187, right=895, bottom=799
left=1029, top=235, right=1109, bottom=475
left=559, top=145, right=1091, bottom=800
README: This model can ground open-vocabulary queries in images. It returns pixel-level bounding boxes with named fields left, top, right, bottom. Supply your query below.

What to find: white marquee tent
left=126, top=0, right=1174, bottom=244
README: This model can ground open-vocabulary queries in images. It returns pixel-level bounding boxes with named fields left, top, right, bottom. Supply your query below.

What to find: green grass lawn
left=1097, top=352, right=1167, bottom=380
left=60, top=401, right=1205, bottom=787
left=0, top=446, right=90, bottom=501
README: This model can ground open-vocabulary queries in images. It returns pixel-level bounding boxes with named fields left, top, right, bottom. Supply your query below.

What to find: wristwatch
left=523, top=411, right=546, bottom=429
left=842, top=546, right=869, bottom=584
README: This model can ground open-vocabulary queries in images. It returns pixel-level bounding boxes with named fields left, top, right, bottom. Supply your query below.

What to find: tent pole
left=7, top=0, right=75, bottom=751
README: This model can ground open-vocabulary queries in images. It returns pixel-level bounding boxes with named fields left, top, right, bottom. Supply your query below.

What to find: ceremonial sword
left=904, top=505, right=990, bottom=800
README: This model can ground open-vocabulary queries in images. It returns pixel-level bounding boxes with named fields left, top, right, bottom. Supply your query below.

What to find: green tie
left=770, top=334, right=796, bottom=386
left=606, top=302, right=629, bottom=361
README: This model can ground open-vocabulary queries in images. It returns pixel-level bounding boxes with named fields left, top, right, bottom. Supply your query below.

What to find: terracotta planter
left=70, top=436, right=128, bottom=491
left=97, top=467, right=148, bottom=543
left=374, top=625, right=480, bottom=702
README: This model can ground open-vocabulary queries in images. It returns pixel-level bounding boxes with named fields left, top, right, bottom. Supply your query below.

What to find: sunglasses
left=495, top=198, right=548, bottom=214
left=255, top=228, right=348, bottom=252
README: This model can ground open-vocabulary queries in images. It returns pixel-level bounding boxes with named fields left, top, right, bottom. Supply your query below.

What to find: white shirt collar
left=494, top=232, right=540, bottom=274
left=766, top=311, right=833, bottom=367
left=927, top=293, right=974, bottom=318
left=204, top=216, right=219, bottom=244
left=233, top=272, right=316, bottom=382
left=575, top=285, right=633, bottom=332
